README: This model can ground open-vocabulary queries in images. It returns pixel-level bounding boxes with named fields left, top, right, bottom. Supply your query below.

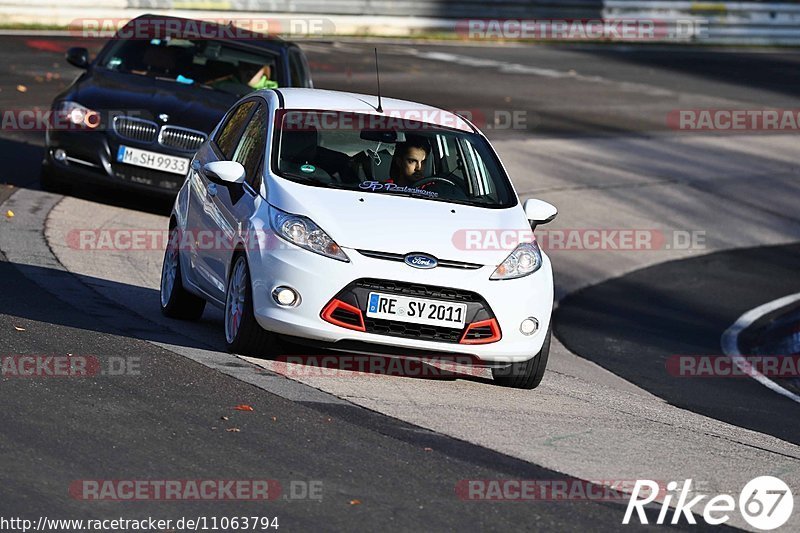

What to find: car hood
left=267, top=177, right=529, bottom=266
left=66, top=69, right=236, bottom=132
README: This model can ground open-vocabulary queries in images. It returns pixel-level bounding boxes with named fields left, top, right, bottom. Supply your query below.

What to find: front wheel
left=39, top=164, right=70, bottom=194
left=224, top=253, right=276, bottom=356
left=492, top=326, right=551, bottom=389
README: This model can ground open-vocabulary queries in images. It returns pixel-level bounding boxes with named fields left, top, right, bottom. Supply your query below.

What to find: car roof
left=271, top=88, right=476, bottom=133
left=128, top=14, right=295, bottom=49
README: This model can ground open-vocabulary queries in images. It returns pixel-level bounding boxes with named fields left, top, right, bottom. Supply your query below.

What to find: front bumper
left=248, top=243, right=554, bottom=363
left=43, top=129, right=190, bottom=196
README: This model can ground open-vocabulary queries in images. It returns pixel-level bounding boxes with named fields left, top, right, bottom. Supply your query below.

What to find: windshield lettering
left=358, top=181, right=439, bottom=198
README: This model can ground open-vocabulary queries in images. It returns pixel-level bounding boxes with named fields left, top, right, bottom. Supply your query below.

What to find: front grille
left=159, top=126, right=206, bottom=152
left=112, top=164, right=183, bottom=190
left=364, top=317, right=462, bottom=343
left=328, top=278, right=497, bottom=344
left=357, top=250, right=483, bottom=270
left=354, top=279, right=482, bottom=303
left=113, top=116, right=158, bottom=143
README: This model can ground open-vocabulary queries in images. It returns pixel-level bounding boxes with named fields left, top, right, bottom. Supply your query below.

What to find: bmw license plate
left=116, top=145, right=189, bottom=175
left=366, top=292, right=467, bottom=328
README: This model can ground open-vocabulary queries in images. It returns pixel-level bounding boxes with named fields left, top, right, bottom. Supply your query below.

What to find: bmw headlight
left=55, top=101, right=101, bottom=129
left=269, top=205, right=349, bottom=262
left=490, top=241, right=542, bottom=280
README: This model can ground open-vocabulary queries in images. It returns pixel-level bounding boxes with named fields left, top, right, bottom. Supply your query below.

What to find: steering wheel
left=411, top=176, right=459, bottom=189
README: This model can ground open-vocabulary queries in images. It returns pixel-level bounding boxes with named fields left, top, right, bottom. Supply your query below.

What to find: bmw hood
left=65, top=69, right=235, bottom=132
left=267, top=178, right=532, bottom=267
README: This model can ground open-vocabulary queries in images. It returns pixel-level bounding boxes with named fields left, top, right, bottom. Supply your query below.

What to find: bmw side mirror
left=66, top=47, right=90, bottom=69
left=524, top=198, right=557, bottom=229
left=203, top=161, right=246, bottom=185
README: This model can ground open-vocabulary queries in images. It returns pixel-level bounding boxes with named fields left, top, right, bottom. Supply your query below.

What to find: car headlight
left=490, top=241, right=542, bottom=280
left=269, top=205, right=349, bottom=262
left=55, top=101, right=101, bottom=129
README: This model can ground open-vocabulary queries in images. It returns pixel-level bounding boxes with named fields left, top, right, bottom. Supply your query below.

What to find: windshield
left=98, top=38, right=281, bottom=96
left=274, top=111, right=517, bottom=208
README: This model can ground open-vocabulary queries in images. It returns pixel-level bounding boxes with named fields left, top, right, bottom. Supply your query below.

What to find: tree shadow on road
left=554, top=242, right=800, bottom=445
left=0, top=260, right=494, bottom=387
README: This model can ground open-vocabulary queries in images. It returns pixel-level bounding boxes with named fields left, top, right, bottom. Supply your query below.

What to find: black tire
left=492, top=326, right=551, bottom=389
left=160, top=227, right=206, bottom=320
left=224, top=253, right=277, bottom=356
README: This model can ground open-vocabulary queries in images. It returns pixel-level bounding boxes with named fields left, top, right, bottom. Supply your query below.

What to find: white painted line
left=405, top=48, right=675, bottom=97
left=721, top=293, right=800, bottom=404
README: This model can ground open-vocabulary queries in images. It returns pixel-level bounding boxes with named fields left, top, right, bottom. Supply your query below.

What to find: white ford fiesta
left=160, top=88, right=557, bottom=388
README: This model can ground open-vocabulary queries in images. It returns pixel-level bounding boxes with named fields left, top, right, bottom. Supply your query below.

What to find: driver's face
left=397, top=147, right=427, bottom=181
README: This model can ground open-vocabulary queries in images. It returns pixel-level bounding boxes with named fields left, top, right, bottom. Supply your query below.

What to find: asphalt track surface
left=0, top=250, right=660, bottom=529
left=1, top=35, right=800, bottom=530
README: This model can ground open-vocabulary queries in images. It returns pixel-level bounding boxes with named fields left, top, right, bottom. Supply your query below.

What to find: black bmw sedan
left=41, top=14, right=313, bottom=196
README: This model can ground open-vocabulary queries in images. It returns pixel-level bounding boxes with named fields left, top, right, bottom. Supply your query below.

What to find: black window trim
left=210, top=95, right=269, bottom=198
left=237, top=103, right=268, bottom=193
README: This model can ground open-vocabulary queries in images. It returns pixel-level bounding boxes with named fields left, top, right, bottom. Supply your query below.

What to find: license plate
left=366, top=292, right=467, bottom=328
left=116, top=145, right=189, bottom=175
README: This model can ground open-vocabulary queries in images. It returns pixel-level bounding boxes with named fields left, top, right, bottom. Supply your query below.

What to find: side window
left=288, top=48, right=310, bottom=88
left=232, top=104, right=267, bottom=190
left=459, top=138, right=496, bottom=200
left=214, top=101, right=256, bottom=159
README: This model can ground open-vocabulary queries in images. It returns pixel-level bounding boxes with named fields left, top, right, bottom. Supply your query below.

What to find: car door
left=185, top=99, right=257, bottom=301
left=206, top=102, right=268, bottom=301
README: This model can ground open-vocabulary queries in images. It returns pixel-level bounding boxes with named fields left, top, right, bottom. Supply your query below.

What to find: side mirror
left=66, top=47, right=90, bottom=69
left=524, top=198, right=557, bottom=228
left=203, top=161, right=246, bottom=185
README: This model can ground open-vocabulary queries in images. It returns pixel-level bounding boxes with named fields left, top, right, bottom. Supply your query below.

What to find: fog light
left=272, top=286, right=299, bottom=307
left=54, top=149, right=67, bottom=162
left=520, top=318, right=539, bottom=336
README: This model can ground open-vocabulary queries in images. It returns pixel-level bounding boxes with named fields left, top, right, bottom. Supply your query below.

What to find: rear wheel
left=160, top=227, right=206, bottom=320
left=492, top=326, right=551, bottom=389
left=224, top=253, right=277, bottom=356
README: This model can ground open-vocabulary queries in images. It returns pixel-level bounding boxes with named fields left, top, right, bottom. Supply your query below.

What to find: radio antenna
left=374, top=48, right=383, bottom=113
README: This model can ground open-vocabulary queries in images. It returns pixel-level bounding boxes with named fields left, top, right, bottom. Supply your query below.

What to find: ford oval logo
left=404, top=253, right=438, bottom=269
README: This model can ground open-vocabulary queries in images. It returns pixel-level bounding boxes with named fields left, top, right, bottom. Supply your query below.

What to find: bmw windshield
left=99, top=38, right=281, bottom=96
left=274, top=110, right=517, bottom=208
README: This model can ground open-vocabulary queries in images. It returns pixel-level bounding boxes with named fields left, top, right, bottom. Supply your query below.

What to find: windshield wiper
left=380, top=189, right=432, bottom=199
left=379, top=188, right=495, bottom=207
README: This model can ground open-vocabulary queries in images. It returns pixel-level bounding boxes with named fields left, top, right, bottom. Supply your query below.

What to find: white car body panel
left=267, top=176, right=528, bottom=266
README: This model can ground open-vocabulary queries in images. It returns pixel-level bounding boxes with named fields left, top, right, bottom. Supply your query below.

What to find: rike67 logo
left=624, top=477, right=793, bottom=530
